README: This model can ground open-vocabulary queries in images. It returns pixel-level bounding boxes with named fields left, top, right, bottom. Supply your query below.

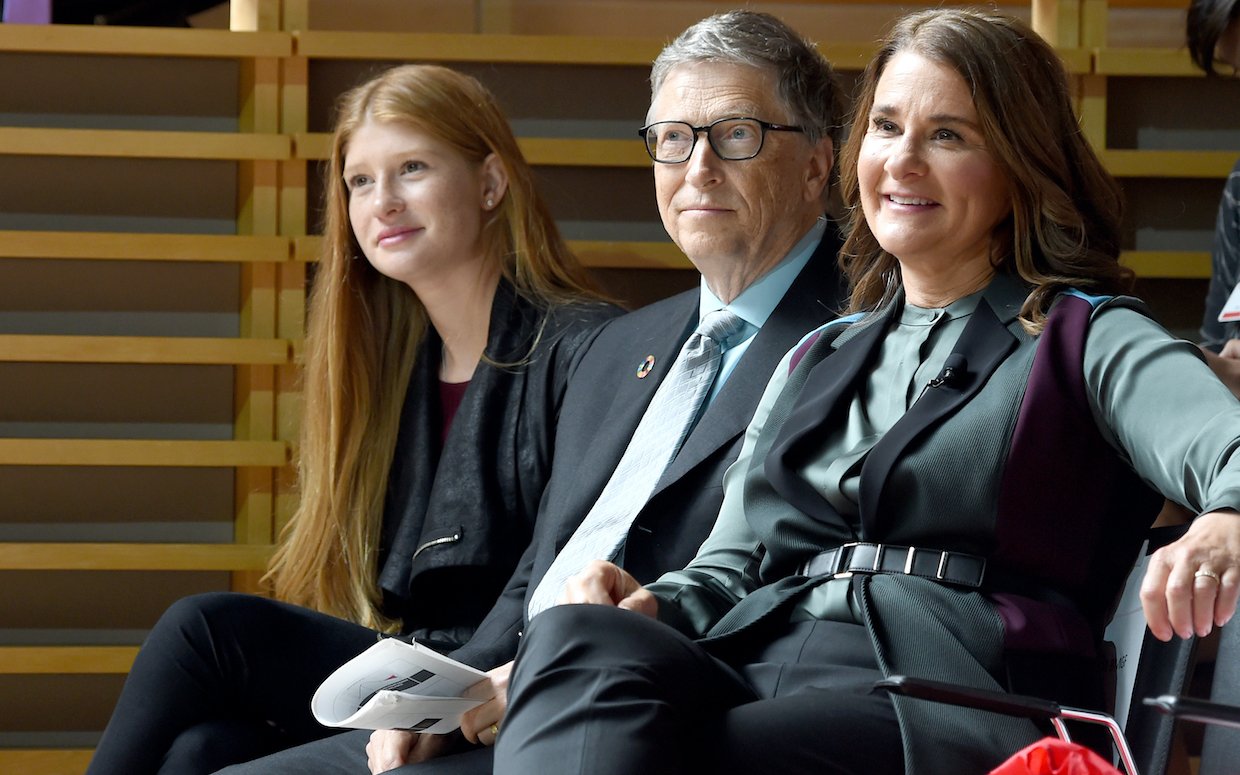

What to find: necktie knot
left=697, top=309, right=746, bottom=350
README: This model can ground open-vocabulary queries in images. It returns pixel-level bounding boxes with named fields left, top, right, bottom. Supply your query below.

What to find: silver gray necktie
left=528, top=309, right=746, bottom=617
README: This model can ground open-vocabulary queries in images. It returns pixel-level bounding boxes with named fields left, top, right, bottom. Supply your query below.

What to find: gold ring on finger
left=1194, top=568, right=1221, bottom=583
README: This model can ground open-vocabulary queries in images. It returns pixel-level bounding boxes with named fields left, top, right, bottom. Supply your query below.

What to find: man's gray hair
left=650, top=10, right=841, bottom=147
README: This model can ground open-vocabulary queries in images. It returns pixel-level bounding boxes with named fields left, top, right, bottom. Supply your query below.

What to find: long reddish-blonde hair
left=265, top=65, right=602, bottom=631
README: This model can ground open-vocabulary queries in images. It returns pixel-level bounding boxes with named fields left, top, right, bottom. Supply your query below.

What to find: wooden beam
left=0, top=335, right=293, bottom=365
left=519, top=137, right=649, bottom=167
left=294, top=133, right=648, bottom=167
left=1032, top=0, right=1081, bottom=47
left=1094, top=48, right=1202, bottom=76
left=0, top=542, right=273, bottom=570
left=0, top=23, right=289, bottom=57
left=0, top=750, right=92, bottom=775
left=287, top=33, right=875, bottom=74
left=1105, top=0, right=1204, bottom=7
left=0, top=439, right=288, bottom=467
left=293, top=235, right=321, bottom=262
left=0, top=232, right=290, bottom=263
left=1079, top=74, right=1108, bottom=152
left=293, top=132, right=331, bottom=160
left=296, top=235, right=690, bottom=270
left=1080, top=0, right=1109, bottom=48
left=1056, top=48, right=1093, bottom=74
left=230, top=0, right=282, bottom=32
left=1121, top=250, right=1212, bottom=279
left=0, top=127, right=290, bottom=161
left=571, top=240, right=692, bottom=270
left=0, top=646, right=137, bottom=674
left=295, top=30, right=663, bottom=64
left=1101, top=150, right=1240, bottom=178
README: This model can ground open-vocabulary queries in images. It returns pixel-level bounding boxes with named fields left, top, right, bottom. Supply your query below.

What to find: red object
left=989, top=738, right=1123, bottom=775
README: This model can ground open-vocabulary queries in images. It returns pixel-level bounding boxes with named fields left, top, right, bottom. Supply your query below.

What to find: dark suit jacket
left=450, top=227, right=846, bottom=670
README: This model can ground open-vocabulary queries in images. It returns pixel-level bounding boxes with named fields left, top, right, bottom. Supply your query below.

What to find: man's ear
left=803, top=138, right=833, bottom=202
left=480, top=153, right=509, bottom=209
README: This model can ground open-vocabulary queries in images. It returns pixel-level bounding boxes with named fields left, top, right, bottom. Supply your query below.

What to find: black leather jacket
left=377, top=282, right=619, bottom=651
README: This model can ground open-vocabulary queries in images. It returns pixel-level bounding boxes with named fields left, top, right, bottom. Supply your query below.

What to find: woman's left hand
left=1140, top=509, right=1240, bottom=640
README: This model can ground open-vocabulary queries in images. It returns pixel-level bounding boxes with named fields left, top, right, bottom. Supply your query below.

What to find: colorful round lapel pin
left=636, top=355, right=655, bottom=378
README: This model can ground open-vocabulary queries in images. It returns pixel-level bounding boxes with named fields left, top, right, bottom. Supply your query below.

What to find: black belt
left=798, top=542, right=986, bottom=588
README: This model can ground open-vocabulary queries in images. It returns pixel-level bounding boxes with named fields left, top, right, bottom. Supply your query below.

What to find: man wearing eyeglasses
left=217, top=11, right=846, bottom=774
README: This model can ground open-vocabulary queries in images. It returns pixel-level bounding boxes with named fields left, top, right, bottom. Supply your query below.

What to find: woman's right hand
left=557, top=559, right=659, bottom=618
left=1140, top=509, right=1240, bottom=641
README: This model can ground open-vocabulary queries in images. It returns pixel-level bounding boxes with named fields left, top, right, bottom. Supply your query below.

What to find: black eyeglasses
left=637, top=117, right=805, bottom=164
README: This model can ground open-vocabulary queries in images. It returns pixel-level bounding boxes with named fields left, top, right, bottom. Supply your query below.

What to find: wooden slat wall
left=1068, top=0, right=1239, bottom=327
left=0, top=0, right=1234, bottom=769
left=0, top=2, right=297, bottom=766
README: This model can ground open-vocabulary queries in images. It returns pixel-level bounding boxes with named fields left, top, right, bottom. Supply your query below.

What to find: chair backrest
left=1200, top=621, right=1240, bottom=775
left=1113, top=526, right=1198, bottom=775
left=1122, top=630, right=1199, bottom=775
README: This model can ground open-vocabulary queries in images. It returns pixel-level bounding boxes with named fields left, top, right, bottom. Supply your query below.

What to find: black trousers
left=495, top=605, right=903, bottom=775
left=85, top=592, right=379, bottom=775
left=213, top=726, right=492, bottom=774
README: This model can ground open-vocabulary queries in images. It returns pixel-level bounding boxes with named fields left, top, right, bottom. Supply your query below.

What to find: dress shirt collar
left=698, top=218, right=826, bottom=347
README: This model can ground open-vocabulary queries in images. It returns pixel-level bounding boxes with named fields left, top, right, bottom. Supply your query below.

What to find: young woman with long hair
left=85, top=64, right=617, bottom=775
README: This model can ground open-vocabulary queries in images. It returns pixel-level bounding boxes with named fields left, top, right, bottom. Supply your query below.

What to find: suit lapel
left=651, top=230, right=845, bottom=493
left=762, top=306, right=893, bottom=523
left=568, top=298, right=698, bottom=507
left=858, top=295, right=1019, bottom=537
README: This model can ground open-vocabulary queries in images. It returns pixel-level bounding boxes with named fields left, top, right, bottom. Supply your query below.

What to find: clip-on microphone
left=927, top=353, right=968, bottom=389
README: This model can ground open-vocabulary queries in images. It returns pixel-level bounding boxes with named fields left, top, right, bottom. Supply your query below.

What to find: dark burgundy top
left=438, top=380, right=471, bottom=447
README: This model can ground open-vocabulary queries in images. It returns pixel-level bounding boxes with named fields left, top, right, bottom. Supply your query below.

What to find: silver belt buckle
left=936, top=550, right=950, bottom=581
left=832, top=542, right=860, bottom=579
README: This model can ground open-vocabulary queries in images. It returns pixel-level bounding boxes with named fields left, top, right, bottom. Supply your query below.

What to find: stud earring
left=486, top=198, right=495, bottom=209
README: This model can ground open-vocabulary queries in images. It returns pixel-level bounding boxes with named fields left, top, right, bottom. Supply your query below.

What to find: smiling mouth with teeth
left=887, top=195, right=935, bottom=206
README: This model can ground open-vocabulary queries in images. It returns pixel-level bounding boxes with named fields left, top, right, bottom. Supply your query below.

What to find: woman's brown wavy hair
left=838, top=8, right=1133, bottom=332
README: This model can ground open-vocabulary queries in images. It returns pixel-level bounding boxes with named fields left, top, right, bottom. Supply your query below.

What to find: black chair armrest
left=874, top=675, right=1061, bottom=721
left=1143, top=695, right=1240, bottom=731
left=875, top=675, right=1139, bottom=774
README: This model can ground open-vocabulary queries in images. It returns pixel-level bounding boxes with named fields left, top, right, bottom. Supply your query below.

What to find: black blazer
left=451, top=228, right=846, bottom=670
left=378, top=282, right=620, bottom=651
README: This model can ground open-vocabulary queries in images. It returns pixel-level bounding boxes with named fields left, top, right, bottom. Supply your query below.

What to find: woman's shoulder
left=537, top=297, right=623, bottom=345
left=1054, top=290, right=1189, bottom=368
left=523, top=296, right=623, bottom=361
left=1052, top=288, right=1152, bottom=322
left=544, top=297, right=624, bottom=330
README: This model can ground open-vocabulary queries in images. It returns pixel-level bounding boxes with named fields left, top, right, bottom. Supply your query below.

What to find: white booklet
left=1103, top=539, right=1151, bottom=730
left=311, top=637, right=490, bottom=734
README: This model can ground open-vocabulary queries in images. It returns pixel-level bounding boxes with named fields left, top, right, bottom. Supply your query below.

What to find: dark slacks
left=85, top=592, right=378, bottom=775
left=213, top=727, right=494, bottom=774
left=495, top=604, right=903, bottom=775
left=211, top=728, right=373, bottom=774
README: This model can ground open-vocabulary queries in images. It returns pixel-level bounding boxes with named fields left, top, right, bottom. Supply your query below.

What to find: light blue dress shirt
left=698, top=218, right=826, bottom=405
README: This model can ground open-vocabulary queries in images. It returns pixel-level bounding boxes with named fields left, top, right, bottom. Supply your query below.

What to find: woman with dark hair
left=493, top=9, right=1240, bottom=774
left=84, top=64, right=617, bottom=775
left=1188, top=0, right=1239, bottom=75
left=1190, top=0, right=1240, bottom=395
